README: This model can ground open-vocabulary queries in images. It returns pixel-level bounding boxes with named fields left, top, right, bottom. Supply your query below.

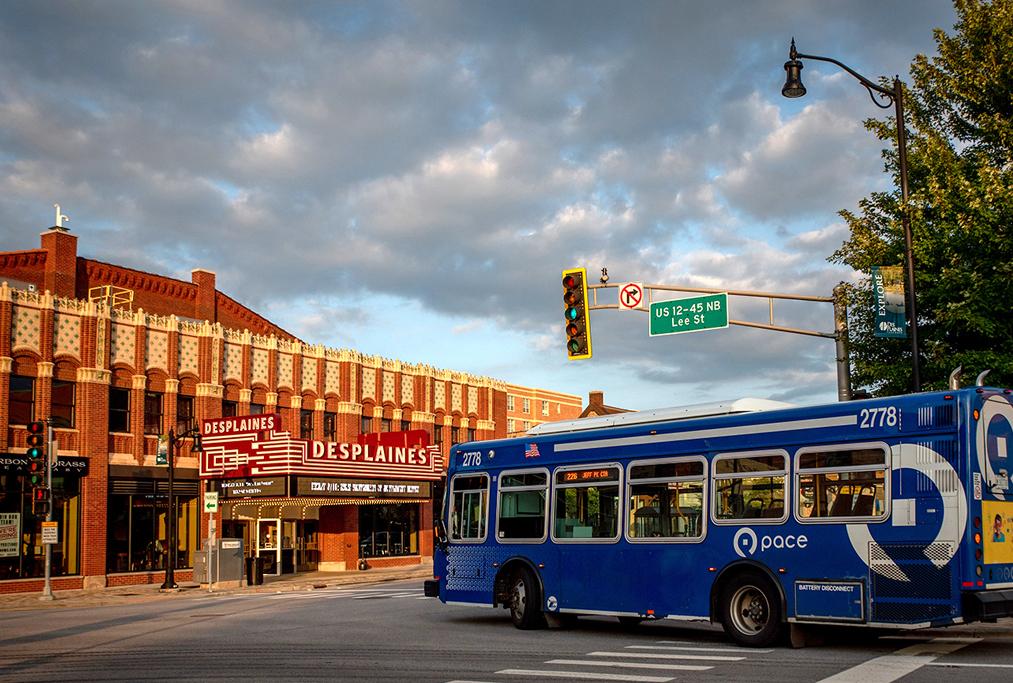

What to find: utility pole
left=40, top=421, right=55, bottom=601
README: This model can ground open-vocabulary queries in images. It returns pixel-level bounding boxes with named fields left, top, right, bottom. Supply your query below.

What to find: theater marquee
left=200, top=414, right=443, bottom=480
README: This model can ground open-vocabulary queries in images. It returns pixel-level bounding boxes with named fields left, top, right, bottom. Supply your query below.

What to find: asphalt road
left=1, top=579, right=1012, bottom=682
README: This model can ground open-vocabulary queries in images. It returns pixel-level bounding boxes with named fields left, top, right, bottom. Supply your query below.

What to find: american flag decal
left=524, top=443, right=540, bottom=458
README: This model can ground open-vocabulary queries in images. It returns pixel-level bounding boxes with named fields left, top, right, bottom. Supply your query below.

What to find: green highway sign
left=649, top=293, right=729, bottom=336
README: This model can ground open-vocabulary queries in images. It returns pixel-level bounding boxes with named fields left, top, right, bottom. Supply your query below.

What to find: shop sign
left=295, top=477, right=431, bottom=499
left=200, top=414, right=443, bottom=481
left=0, top=513, right=20, bottom=558
left=218, top=477, right=288, bottom=499
left=0, top=455, right=89, bottom=475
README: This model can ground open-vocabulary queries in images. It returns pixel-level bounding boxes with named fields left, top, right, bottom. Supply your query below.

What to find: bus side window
left=712, top=451, right=788, bottom=523
left=552, top=465, right=621, bottom=542
left=497, top=470, right=548, bottom=542
left=449, top=474, right=490, bottom=542
left=627, top=458, right=706, bottom=541
left=796, top=445, right=888, bottom=522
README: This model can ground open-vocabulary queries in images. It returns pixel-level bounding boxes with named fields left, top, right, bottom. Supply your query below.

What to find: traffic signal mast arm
left=586, top=280, right=851, bottom=401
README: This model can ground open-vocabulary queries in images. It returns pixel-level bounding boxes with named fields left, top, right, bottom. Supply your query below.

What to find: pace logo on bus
left=733, top=527, right=809, bottom=558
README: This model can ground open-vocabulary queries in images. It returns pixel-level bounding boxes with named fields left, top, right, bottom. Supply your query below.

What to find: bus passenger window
left=627, top=459, right=705, bottom=540
left=553, top=465, right=621, bottom=541
left=796, top=446, right=888, bottom=521
left=712, top=452, right=787, bottom=522
left=497, top=470, right=548, bottom=542
left=450, top=474, right=490, bottom=542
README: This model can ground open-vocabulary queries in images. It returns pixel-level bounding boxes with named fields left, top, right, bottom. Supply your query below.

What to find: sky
left=0, top=0, right=959, bottom=412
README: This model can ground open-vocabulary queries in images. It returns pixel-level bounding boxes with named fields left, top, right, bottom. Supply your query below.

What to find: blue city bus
left=425, top=385, right=1013, bottom=646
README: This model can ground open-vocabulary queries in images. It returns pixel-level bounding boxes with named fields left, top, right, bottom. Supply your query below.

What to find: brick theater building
left=0, top=224, right=581, bottom=593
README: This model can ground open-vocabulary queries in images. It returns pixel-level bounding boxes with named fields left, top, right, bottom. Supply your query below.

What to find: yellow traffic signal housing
left=562, top=268, right=592, bottom=360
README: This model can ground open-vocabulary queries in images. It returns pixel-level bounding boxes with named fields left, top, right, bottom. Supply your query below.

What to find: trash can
left=246, top=556, right=264, bottom=586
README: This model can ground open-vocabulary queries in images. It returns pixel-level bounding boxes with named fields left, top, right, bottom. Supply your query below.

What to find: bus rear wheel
left=719, top=571, right=783, bottom=647
left=509, top=568, right=545, bottom=630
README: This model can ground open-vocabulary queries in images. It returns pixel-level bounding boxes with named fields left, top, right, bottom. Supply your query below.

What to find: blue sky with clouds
left=0, top=0, right=958, bottom=411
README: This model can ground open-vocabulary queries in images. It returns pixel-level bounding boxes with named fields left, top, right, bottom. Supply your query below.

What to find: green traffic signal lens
left=567, top=339, right=582, bottom=354
left=27, top=447, right=42, bottom=459
left=565, top=307, right=578, bottom=321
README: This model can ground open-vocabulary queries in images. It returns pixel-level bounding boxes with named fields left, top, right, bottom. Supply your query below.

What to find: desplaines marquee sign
left=199, top=414, right=443, bottom=480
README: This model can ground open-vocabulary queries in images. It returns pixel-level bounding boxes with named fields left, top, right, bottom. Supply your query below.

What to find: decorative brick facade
left=0, top=226, right=578, bottom=593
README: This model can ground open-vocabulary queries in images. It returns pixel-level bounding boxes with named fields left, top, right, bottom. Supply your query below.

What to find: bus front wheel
left=509, top=568, right=545, bottom=630
left=719, top=571, right=783, bottom=647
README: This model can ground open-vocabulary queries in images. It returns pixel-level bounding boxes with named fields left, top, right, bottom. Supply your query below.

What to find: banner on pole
left=872, top=266, right=907, bottom=338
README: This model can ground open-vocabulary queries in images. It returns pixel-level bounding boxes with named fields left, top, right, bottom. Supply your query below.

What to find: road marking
left=626, top=644, right=773, bottom=654
left=497, top=669, right=673, bottom=682
left=817, top=638, right=980, bottom=682
left=547, top=659, right=711, bottom=672
left=927, top=662, right=1013, bottom=669
left=588, top=651, right=744, bottom=662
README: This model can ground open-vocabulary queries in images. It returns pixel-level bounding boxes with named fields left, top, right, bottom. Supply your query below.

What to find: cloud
left=0, top=0, right=957, bottom=409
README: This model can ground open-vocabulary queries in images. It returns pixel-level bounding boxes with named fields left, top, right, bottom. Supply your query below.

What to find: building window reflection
left=358, top=504, right=419, bottom=558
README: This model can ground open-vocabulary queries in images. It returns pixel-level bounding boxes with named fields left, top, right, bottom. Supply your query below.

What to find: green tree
left=831, top=0, right=1013, bottom=395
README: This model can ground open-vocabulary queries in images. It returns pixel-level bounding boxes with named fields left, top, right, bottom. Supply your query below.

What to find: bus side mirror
left=434, top=519, right=449, bottom=551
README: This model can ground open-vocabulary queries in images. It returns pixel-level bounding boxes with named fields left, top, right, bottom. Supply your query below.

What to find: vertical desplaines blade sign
left=872, top=266, right=907, bottom=338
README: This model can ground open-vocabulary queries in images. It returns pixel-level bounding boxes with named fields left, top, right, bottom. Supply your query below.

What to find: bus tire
left=719, top=571, right=783, bottom=647
left=509, top=567, right=544, bottom=630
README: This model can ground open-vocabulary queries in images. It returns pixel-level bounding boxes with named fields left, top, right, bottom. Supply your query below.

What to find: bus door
left=549, top=464, right=627, bottom=614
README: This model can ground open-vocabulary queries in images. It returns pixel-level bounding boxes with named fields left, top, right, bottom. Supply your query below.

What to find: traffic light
left=26, top=421, right=46, bottom=486
left=562, top=267, right=592, bottom=360
left=32, top=486, right=51, bottom=516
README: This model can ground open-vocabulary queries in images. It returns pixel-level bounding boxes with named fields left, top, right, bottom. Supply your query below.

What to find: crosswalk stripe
left=546, top=659, right=711, bottom=672
left=588, top=651, right=744, bottom=662
left=926, top=662, right=1013, bottom=669
left=817, top=638, right=980, bottom=683
left=496, top=669, right=673, bottom=682
left=627, top=644, right=772, bottom=654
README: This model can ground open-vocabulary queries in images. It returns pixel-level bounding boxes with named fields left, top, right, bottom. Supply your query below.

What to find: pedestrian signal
left=562, top=268, right=592, bottom=360
left=32, top=486, right=51, bottom=516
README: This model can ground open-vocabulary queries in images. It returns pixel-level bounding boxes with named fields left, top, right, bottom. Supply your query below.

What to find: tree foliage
left=831, top=0, right=1013, bottom=394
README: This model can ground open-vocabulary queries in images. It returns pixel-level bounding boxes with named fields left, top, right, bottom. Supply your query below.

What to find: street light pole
left=782, top=39, right=921, bottom=392
left=161, top=426, right=202, bottom=591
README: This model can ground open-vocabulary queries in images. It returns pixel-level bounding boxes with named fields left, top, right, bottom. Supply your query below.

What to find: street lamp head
left=782, top=40, right=806, bottom=98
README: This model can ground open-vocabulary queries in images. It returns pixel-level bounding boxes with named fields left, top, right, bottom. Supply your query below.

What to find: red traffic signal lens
left=27, top=421, right=45, bottom=434
left=33, top=487, right=48, bottom=501
left=562, top=274, right=577, bottom=289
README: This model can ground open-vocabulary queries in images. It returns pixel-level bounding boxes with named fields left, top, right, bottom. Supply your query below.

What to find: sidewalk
left=0, top=562, right=434, bottom=612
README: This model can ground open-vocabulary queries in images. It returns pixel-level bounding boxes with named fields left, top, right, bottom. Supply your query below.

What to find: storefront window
left=106, top=490, right=198, bottom=573
left=358, top=504, right=419, bottom=558
left=0, top=473, right=81, bottom=580
left=8, top=375, right=35, bottom=425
